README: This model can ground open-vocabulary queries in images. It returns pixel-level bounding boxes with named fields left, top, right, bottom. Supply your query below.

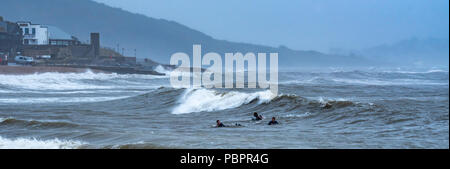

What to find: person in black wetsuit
left=268, top=117, right=279, bottom=125
left=216, top=120, right=242, bottom=127
left=253, top=112, right=263, bottom=121
left=216, top=120, right=225, bottom=127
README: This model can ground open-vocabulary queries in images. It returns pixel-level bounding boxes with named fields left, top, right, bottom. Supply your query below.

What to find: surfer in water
left=323, top=103, right=333, bottom=109
left=268, top=117, right=279, bottom=125
left=253, top=112, right=263, bottom=121
left=216, top=120, right=225, bottom=127
left=216, top=120, right=243, bottom=128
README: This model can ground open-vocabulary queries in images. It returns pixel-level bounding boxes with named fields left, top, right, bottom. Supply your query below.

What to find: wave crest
left=0, top=118, right=79, bottom=128
left=0, top=136, right=85, bottom=149
left=0, top=70, right=165, bottom=91
left=172, top=89, right=276, bottom=114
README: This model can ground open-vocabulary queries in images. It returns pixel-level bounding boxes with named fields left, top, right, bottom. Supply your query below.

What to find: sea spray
left=172, top=89, right=276, bottom=114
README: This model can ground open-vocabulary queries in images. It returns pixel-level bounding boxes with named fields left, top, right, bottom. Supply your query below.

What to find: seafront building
left=0, top=16, right=136, bottom=67
left=0, top=16, right=22, bottom=65
left=17, top=21, right=49, bottom=45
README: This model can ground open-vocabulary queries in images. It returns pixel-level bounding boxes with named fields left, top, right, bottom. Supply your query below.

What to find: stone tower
left=90, top=33, right=100, bottom=57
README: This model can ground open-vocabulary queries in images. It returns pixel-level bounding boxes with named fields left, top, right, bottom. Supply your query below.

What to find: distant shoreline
left=0, top=65, right=166, bottom=75
left=0, top=65, right=107, bottom=75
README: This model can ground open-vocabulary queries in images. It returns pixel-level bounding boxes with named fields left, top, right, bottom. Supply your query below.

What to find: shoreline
left=0, top=65, right=165, bottom=75
left=0, top=65, right=107, bottom=75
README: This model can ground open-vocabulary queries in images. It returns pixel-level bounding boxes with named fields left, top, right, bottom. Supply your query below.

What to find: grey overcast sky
left=94, top=0, right=449, bottom=52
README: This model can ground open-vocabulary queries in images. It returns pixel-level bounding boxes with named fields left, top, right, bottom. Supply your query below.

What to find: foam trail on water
left=0, top=70, right=166, bottom=91
left=0, top=96, right=129, bottom=104
left=172, top=89, right=276, bottom=114
left=330, top=78, right=448, bottom=86
left=0, top=136, right=85, bottom=149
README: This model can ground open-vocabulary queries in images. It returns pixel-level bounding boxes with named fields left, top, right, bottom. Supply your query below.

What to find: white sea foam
left=154, top=65, right=171, bottom=75
left=0, top=71, right=168, bottom=104
left=0, top=136, right=85, bottom=149
left=172, top=89, right=276, bottom=114
left=312, top=97, right=340, bottom=106
left=279, top=77, right=448, bottom=86
left=0, top=96, right=130, bottom=104
left=284, top=112, right=311, bottom=118
left=330, top=78, right=448, bottom=86
left=0, top=117, right=9, bottom=122
left=0, top=71, right=166, bottom=91
left=382, top=69, right=449, bottom=74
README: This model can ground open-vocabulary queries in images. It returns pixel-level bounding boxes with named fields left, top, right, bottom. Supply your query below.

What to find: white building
left=17, top=22, right=49, bottom=45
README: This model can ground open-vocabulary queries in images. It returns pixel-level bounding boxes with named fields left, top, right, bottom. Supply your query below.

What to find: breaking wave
left=172, top=89, right=276, bottom=114
left=0, top=96, right=130, bottom=104
left=0, top=70, right=165, bottom=91
left=329, top=78, right=448, bottom=86
left=154, top=65, right=171, bottom=75
left=0, top=136, right=85, bottom=149
left=279, top=78, right=448, bottom=86
left=169, top=88, right=362, bottom=115
left=382, top=69, right=449, bottom=74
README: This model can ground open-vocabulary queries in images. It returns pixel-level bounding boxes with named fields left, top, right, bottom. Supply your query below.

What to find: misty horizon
left=94, top=0, right=449, bottom=53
